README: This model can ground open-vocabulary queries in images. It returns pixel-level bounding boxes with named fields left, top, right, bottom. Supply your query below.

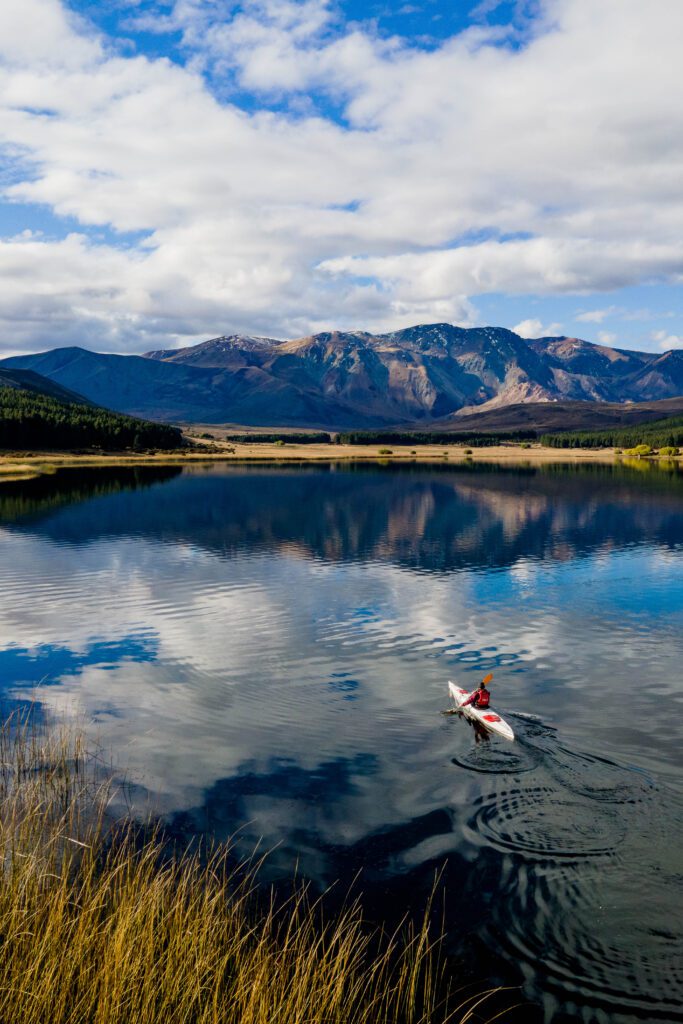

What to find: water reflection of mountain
left=1, top=461, right=682, bottom=572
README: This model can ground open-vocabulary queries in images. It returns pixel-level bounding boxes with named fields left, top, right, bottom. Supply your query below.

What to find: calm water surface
left=1, top=461, right=682, bottom=1023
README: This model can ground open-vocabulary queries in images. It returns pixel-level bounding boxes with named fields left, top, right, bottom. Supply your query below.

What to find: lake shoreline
left=0, top=440, right=665, bottom=481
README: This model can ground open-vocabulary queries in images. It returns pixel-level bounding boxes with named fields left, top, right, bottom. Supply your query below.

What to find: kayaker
left=462, top=679, right=491, bottom=710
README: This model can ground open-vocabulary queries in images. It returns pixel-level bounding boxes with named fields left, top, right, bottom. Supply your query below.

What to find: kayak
left=448, top=681, right=515, bottom=741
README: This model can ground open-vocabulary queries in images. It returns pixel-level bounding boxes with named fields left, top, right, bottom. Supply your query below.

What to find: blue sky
left=0, top=0, right=681, bottom=354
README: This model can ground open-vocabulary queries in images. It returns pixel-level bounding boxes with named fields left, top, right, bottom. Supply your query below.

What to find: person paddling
left=462, top=676, right=491, bottom=710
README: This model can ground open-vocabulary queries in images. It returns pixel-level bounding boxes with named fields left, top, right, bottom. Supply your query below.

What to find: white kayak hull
left=448, top=681, right=515, bottom=741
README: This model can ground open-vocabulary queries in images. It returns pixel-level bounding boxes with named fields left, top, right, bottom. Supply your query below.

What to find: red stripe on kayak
left=482, top=714, right=501, bottom=722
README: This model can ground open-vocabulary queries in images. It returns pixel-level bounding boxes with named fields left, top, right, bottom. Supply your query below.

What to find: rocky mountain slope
left=3, top=325, right=681, bottom=428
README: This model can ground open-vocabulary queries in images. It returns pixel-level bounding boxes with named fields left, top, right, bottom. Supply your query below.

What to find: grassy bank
left=0, top=712, right=504, bottom=1024
left=0, top=441, right=641, bottom=482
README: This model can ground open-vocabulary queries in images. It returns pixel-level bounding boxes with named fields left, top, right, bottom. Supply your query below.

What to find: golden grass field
left=0, top=438, right=639, bottom=482
left=0, top=712, right=511, bottom=1024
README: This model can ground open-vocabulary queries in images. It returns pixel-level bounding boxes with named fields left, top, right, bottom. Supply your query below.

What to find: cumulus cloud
left=0, top=0, right=683, bottom=352
left=322, top=236, right=683, bottom=304
left=652, top=330, right=683, bottom=350
left=513, top=317, right=562, bottom=339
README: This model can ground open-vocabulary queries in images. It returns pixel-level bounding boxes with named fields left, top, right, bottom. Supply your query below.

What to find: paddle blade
left=482, top=672, right=493, bottom=685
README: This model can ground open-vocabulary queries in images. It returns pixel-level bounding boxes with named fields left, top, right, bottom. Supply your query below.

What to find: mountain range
left=3, top=324, right=683, bottom=429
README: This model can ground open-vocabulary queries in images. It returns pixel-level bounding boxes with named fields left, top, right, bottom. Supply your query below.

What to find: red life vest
left=473, top=688, right=490, bottom=709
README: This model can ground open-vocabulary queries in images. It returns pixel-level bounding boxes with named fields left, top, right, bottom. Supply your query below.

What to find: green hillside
left=0, top=385, right=182, bottom=451
left=541, top=415, right=683, bottom=450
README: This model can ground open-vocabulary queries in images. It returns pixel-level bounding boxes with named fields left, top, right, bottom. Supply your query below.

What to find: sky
left=0, top=0, right=682, bottom=356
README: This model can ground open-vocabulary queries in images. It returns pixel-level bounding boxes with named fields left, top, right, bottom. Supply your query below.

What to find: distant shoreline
left=1, top=438, right=678, bottom=482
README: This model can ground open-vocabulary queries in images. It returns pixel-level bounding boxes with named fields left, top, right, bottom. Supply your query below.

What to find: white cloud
left=513, top=317, right=562, bottom=339
left=575, top=306, right=618, bottom=323
left=651, top=330, right=683, bottom=351
left=0, top=0, right=99, bottom=69
left=322, top=235, right=683, bottom=306
left=1, top=0, right=683, bottom=351
left=597, top=330, right=617, bottom=345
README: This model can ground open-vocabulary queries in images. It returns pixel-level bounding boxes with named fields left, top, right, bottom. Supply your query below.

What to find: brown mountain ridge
left=3, top=324, right=682, bottom=428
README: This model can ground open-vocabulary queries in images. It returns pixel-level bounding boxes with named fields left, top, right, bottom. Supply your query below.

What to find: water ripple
left=451, top=745, right=539, bottom=775
left=465, top=786, right=625, bottom=862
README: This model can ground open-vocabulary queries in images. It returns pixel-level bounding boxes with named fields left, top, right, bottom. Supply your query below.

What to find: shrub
left=624, top=444, right=653, bottom=457
left=659, top=446, right=679, bottom=457
left=378, top=448, right=393, bottom=455
left=464, top=448, right=473, bottom=455
left=520, top=442, right=531, bottom=449
left=274, top=439, right=286, bottom=446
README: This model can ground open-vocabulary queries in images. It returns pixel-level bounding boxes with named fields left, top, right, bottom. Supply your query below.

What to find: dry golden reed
left=0, top=711, right=505, bottom=1024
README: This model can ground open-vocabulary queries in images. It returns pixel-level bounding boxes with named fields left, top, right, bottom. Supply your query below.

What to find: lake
left=0, top=460, right=682, bottom=1023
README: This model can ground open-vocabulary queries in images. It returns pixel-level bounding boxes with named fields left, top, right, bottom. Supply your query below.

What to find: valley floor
left=0, top=438, right=665, bottom=481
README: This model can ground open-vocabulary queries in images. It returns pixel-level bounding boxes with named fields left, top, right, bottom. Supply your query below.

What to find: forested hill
left=0, top=384, right=182, bottom=451
left=541, top=415, right=683, bottom=451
